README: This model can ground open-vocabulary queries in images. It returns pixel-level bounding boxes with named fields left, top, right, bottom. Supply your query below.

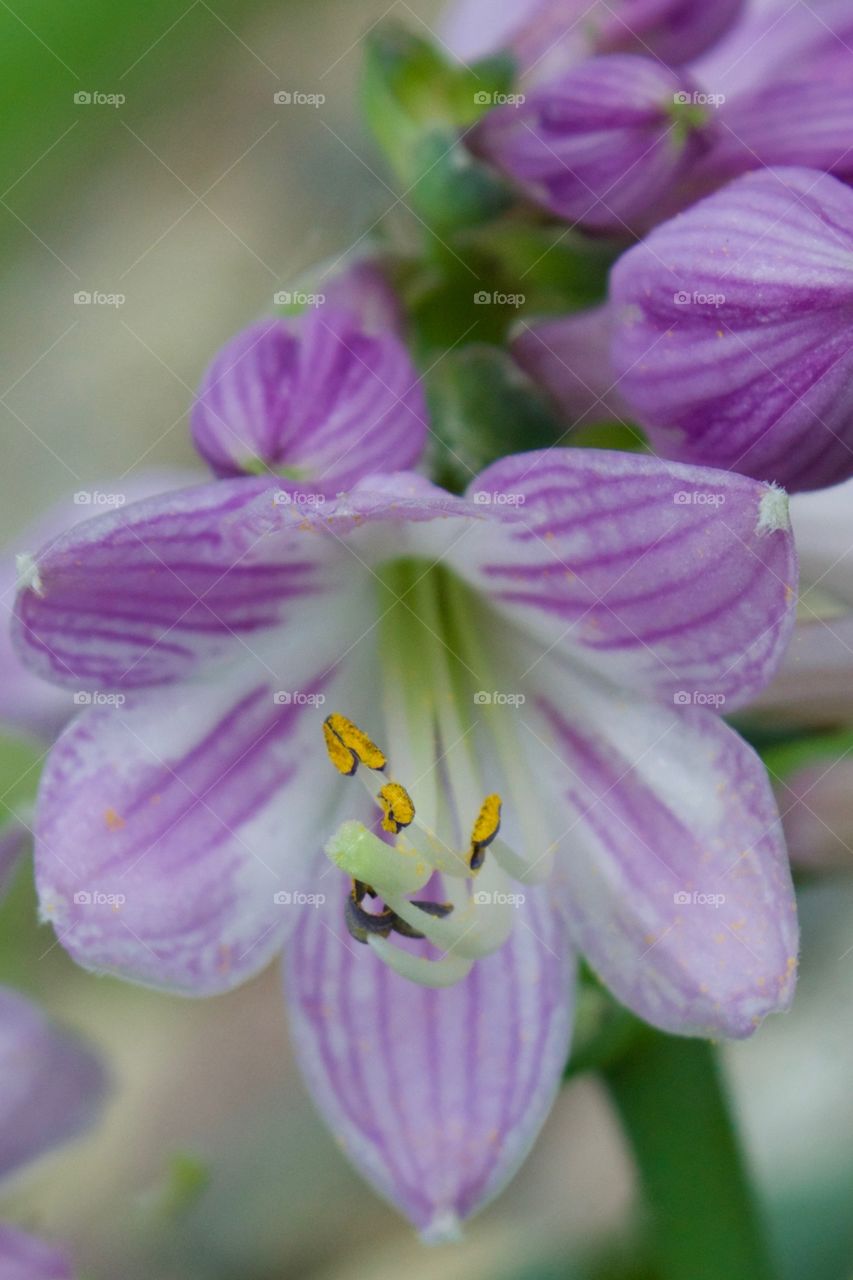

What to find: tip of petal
left=756, top=484, right=790, bottom=536
left=15, top=552, right=44, bottom=596
left=419, top=1210, right=464, bottom=1245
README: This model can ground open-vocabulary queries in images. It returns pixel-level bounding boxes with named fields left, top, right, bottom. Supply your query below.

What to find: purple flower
left=471, top=55, right=713, bottom=234
left=0, top=986, right=106, bottom=1277
left=0, top=1227, right=74, bottom=1280
left=13, top=402, right=798, bottom=1232
left=443, top=0, right=745, bottom=82
left=511, top=305, right=630, bottom=428
left=191, top=306, right=426, bottom=485
left=609, top=166, right=853, bottom=491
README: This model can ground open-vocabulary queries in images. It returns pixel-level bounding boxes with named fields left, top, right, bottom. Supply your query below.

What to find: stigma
left=322, top=714, right=517, bottom=987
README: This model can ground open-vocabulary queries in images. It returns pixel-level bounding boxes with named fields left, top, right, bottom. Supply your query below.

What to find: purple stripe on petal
left=526, top=665, right=798, bottom=1037
left=0, top=1227, right=74, bottom=1280
left=0, top=986, right=106, bottom=1180
left=191, top=305, right=427, bottom=486
left=609, top=166, right=853, bottom=491
left=285, top=874, right=574, bottom=1237
left=34, top=623, right=375, bottom=994
left=471, top=56, right=712, bottom=234
left=452, top=449, right=797, bottom=709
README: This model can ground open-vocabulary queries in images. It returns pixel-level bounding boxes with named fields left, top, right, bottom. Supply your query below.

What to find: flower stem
left=603, top=1030, right=777, bottom=1280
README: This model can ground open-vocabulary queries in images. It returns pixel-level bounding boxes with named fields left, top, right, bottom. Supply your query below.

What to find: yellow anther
left=324, top=714, right=387, bottom=772
left=323, top=718, right=358, bottom=776
left=469, top=793, right=502, bottom=871
left=378, top=782, right=415, bottom=834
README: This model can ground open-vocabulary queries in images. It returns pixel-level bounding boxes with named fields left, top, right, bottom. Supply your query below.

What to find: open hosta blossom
left=609, top=166, right=853, bottom=492
left=14, top=362, right=799, bottom=1235
left=0, top=986, right=106, bottom=1278
left=470, top=55, right=713, bottom=234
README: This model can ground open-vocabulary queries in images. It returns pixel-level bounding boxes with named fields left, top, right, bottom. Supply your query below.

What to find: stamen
left=324, top=713, right=387, bottom=773
left=469, top=793, right=502, bottom=871
left=345, top=884, right=396, bottom=944
left=378, top=781, right=415, bottom=834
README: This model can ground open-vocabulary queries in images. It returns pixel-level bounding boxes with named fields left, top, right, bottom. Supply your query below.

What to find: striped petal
left=286, top=874, right=574, bottom=1238
left=0, top=469, right=199, bottom=737
left=12, top=478, right=349, bottom=691
left=191, top=307, right=427, bottom=484
left=610, top=166, right=853, bottom=491
left=526, top=663, right=797, bottom=1037
left=472, top=56, right=711, bottom=233
left=511, top=306, right=629, bottom=428
left=0, top=986, right=106, bottom=1180
left=0, top=1227, right=73, bottom=1280
left=33, top=627, right=374, bottom=994
left=450, top=449, right=797, bottom=710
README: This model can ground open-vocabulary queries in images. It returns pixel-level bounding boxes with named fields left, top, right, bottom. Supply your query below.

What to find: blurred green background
left=1, top=3, right=853, bottom=1278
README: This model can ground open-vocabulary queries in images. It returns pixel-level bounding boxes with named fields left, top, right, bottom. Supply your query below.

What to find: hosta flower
left=0, top=986, right=106, bottom=1278
left=191, top=304, right=425, bottom=484
left=470, top=55, right=713, bottom=234
left=609, top=166, right=853, bottom=492
left=14, top=386, right=799, bottom=1234
left=443, top=0, right=744, bottom=83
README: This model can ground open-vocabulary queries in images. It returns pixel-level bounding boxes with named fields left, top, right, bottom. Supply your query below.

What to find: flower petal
left=34, top=620, right=376, bottom=994
left=524, top=662, right=798, bottom=1037
left=471, top=56, right=711, bottom=233
left=191, top=307, right=427, bottom=483
left=12, top=478, right=349, bottom=691
left=0, top=469, right=199, bottom=735
left=0, top=986, right=106, bottom=1179
left=285, top=874, right=574, bottom=1237
left=511, top=306, right=629, bottom=428
left=792, top=477, right=853, bottom=609
left=750, top=615, right=853, bottom=728
left=609, top=166, right=853, bottom=491
left=0, top=1227, right=73, bottom=1280
left=452, top=449, right=797, bottom=709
